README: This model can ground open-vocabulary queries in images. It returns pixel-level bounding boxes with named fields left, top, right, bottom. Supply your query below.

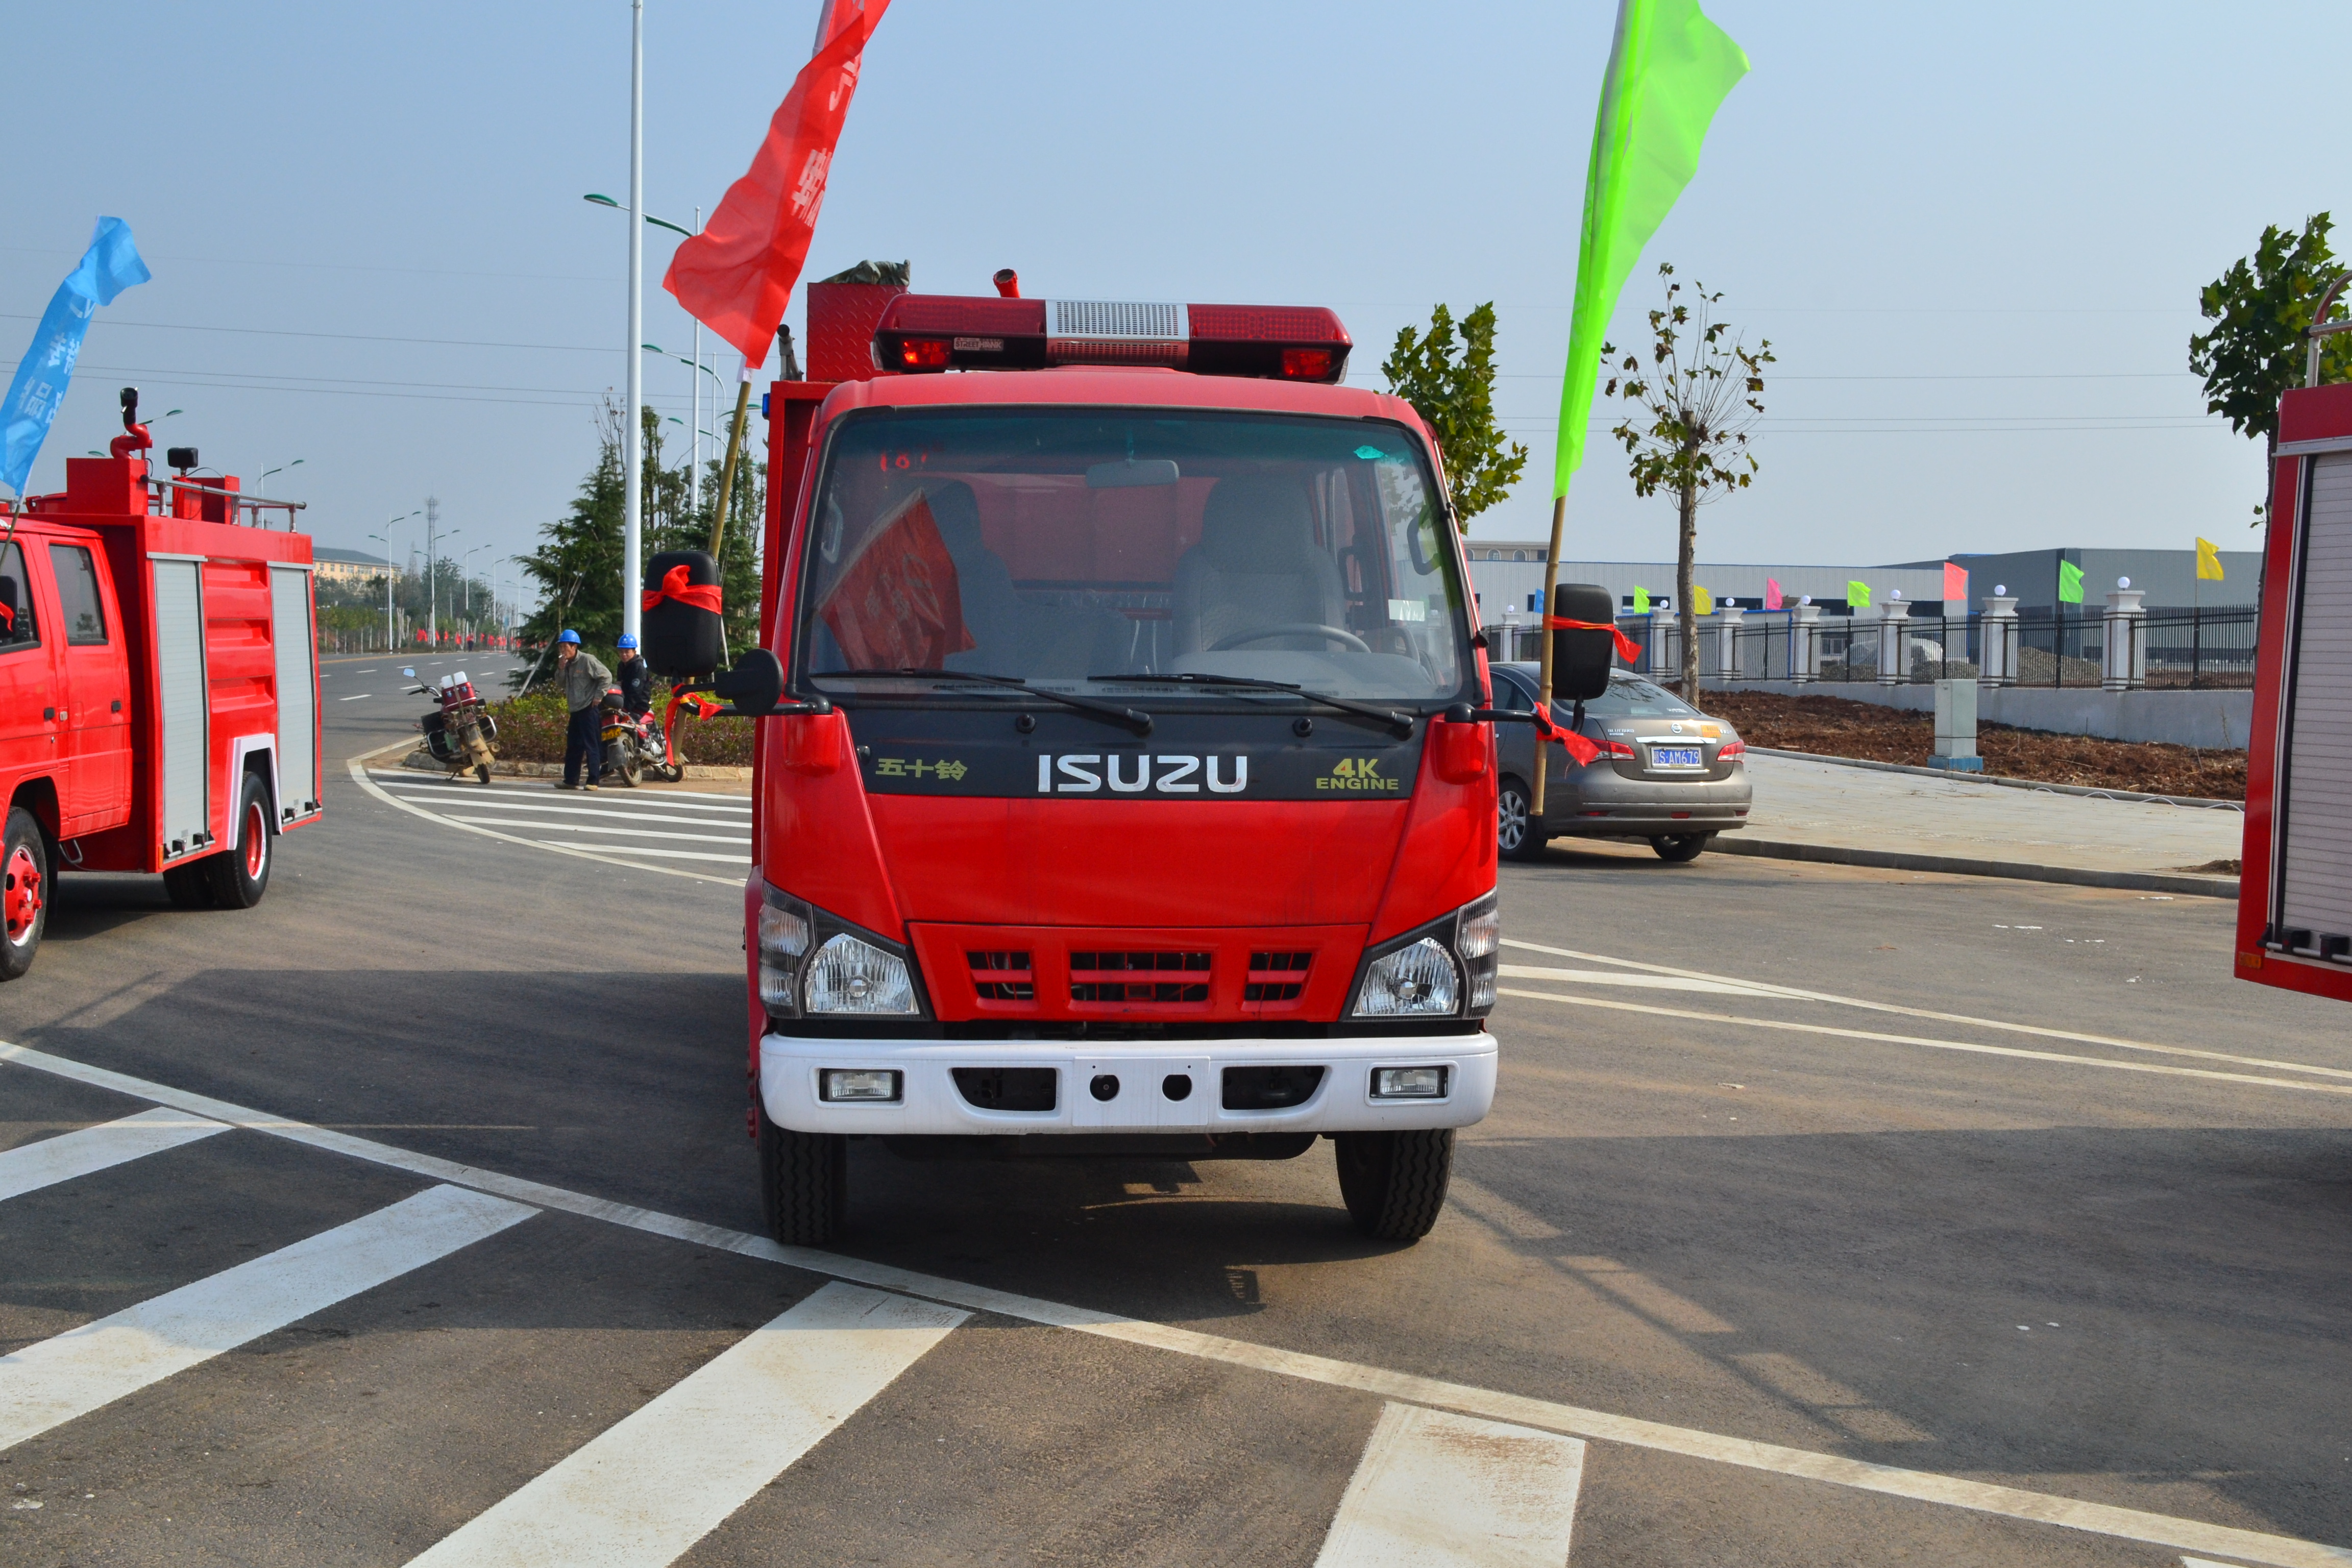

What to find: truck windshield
left=800, top=410, right=1467, bottom=704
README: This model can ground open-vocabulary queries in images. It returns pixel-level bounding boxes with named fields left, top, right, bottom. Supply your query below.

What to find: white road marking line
left=5, top=1043, right=2343, bottom=1568
left=0, top=1108, right=227, bottom=1203
left=346, top=746, right=741, bottom=888
left=1500, top=938, right=2352, bottom=1083
left=518, top=843, right=746, bottom=863
left=405, top=1282, right=964, bottom=1567
left=444, top=817, right=749, bottom=846
left=1313, top=1402, right=1585, bottom=1568
left=337, top=694, right=370, bottom=701
left=1497, top=988, right=2352, bottom=1100
left=371, top=778, right=750, bottom=814
left=0, top=1184, right=532, bottom=1452
left=396, top=796, right=754, bottom=828
left=369, top=771, right=750, bottom=807
left=1498, top=963, right=1782, bottom=998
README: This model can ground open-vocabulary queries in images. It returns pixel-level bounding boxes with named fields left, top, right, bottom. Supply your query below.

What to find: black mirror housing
left=1548, top=582, right=1616, bottom=703
left=643, top=549, right=725, bottom=676
left=710, top=648, right=784, bottom=716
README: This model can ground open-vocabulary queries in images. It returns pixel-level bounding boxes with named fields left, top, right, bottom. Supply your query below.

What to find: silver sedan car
left=1488, top=663, right=1753, bottom=862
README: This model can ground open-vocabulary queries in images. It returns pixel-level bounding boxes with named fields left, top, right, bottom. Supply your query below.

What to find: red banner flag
left=662, top=0, right=891, bottom=365
left=818, top=492, right=974, bottom=670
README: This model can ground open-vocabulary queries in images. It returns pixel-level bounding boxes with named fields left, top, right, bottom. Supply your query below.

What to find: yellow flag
left=1692, top=584, right=1714, bottom=616
left=2196, top=537, right=2224, bottom=581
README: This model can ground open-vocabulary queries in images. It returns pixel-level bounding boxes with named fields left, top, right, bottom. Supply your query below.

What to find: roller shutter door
left=268, top=566, right=319, bottom=822
left=153, top=558, right=209, bottom=859
left=2276, top=451, right=2352, bottom=952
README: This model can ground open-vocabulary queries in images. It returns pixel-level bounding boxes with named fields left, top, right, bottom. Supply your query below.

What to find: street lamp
left=256, top=458, right=304, bottom=497
left=369, top=513, right=416, bottom=652
left=644, top=334, right=723, bottom=513
left=592, top=189, right=707, bottom=528
left=460, top=545, right=488, bottom=640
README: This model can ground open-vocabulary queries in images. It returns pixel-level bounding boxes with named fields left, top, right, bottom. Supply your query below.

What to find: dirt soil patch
left=1689, top=689, right=2246, bottom=801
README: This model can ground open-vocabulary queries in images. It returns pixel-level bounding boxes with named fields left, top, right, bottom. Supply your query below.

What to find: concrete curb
left=1747, top=746, right=2243, bottom=811
left=1708, top=834, right=2239, bottom=899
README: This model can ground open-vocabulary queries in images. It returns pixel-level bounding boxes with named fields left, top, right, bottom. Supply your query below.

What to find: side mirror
left=1548, top=582, right=1616, bottom=703
left=710, top=648, right=783, bottom=716
left=643, top=549, right=725, bottom=676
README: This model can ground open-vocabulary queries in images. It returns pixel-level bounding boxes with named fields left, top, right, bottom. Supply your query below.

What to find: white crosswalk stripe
left=0, top=1185, right=534, bottom=1452
left=406, top=1282, right=966, bottom=1567
left=0, top=1107, right=226, bottom=1202
left=1314, top=1403, right=1586, bottom=1567
left=359, top=766, right=751, bottom=873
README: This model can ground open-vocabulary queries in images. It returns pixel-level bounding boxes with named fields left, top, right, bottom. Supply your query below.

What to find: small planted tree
left=1382, top=302, right=1529, bottom=527
left=1602, top=264, right=1772, bottom=698
left=2189, top=213, right=2352, bottom=528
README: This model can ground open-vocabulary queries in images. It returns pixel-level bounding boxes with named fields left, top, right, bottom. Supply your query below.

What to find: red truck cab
left=1, top=454, right=321, bottom=980
left=736, top=295, right=1502, bottom=1245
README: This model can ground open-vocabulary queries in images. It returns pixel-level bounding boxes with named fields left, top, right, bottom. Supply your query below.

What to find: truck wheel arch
left=8, top=777, right=62, bottom=844
left=226, top=736, right=281, bottom=835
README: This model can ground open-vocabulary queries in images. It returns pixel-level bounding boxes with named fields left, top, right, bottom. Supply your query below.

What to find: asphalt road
left=3, top=674, right=2348, bottom=1567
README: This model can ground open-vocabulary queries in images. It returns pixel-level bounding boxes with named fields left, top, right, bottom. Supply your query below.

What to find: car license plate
left=1650, top=745, right=1702, bottom=769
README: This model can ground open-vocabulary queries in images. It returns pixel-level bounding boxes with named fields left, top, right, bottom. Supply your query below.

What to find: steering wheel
left=1209, top=623, right=1371, bottom=654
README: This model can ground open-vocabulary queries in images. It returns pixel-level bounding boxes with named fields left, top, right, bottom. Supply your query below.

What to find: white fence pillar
left=1874, top=599, right=1912, bottom=686
left=2102, top=587, right=2146, bottom=691
left=1648, top=607, right=1674, bottom=676
left=1978, top=596, right=2018, bottom=689
left=1716, top=604, right=1745, bottom=681
left=1790, top=603, right=1821, bottom=683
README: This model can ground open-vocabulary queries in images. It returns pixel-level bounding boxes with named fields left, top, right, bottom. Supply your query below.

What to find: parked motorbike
left=600, top=688, right=681, bottom=787
left=408, top=667, right=499, bottom=785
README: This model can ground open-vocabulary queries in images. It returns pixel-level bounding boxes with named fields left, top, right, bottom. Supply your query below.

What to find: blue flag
left=2, top=217, right=151, bottom=498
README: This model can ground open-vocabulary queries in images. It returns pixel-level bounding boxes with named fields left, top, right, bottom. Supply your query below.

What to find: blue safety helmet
left=616, top=632, right=639, bottom=649
left=556, top=629, right=581, bottom=645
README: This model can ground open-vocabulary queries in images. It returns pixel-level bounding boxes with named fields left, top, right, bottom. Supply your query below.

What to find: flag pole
left=1532, top=492, right=1567, bottom=814
left=621, top=0, right=646, bottom=647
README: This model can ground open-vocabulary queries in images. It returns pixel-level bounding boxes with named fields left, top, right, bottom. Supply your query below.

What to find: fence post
left=1875, top=598, right=1911, bottom=685
left=1791, top=602, right=1821, bottom=684
left=1717, top=603, right=1745, bottom=682
left=1648, top=606, right=1674, bottom=675
left=2102, top=586, right=2146, bottom=691
left=1978, top=595, right=2018, bottom=688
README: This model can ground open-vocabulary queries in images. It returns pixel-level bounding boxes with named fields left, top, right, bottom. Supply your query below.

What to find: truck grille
left=967, top=950, right=1034, bottom=1001
left=1069, top=950, right=1210, bottom=1003
left=1244, top=951, right=1312, bottom=1003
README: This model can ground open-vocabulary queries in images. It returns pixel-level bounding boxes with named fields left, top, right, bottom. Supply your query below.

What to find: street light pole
left=692, top=205, right=703, bottom=520
left=256, top=458, right=303, bottom=498
left=622, top=0, right=646, bottom=648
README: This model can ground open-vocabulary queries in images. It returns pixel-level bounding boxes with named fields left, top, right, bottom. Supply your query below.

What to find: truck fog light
left=1455, top=894, right=1500, bottom=1014
left=1353, top=938, right=1460, bottom=1016
left=1372, top=1066, right=1449, bottom=1099
left=757, top=899, right=813, bottom=1014
left=820, top=1068, right=902, bottom=1103
left=804, top=933, right=920, bottom=1015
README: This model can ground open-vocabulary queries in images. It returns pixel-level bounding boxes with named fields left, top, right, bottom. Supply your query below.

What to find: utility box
left=1928, top=678, right=1981, bottom=771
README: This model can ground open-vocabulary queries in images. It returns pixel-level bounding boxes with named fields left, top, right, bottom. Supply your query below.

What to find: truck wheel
left=759, top=1107, right=847, bottom=1246
left=1, top=807, right=50, bottom=982
left=1496, top=776, right=1546, bottom=862
left=1649, top=832, right=1711, bottom=864
left=1334, top=1129, right=1454, bottom=1242
left=204, top=772, right=274, bottom=909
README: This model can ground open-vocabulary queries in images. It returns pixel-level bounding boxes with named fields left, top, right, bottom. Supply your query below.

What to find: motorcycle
left=600, top=687, right=682, bottom=787
left=407, top=667, right=499, bottom=785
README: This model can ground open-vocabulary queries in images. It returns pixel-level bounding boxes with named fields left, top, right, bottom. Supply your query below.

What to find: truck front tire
left=1334, top=1129, right=1454, bottom=1242
left=1, top=806, right=50, bottom=982
left=759, top=1107, right=847, bottom=1246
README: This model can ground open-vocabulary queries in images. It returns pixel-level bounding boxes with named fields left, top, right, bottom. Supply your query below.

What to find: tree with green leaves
left=2189, top=213, right=2352, bottom=528
left=1601, top=264, right=1772, bottom=699
left=1381, top=302, right=1529, bottom=527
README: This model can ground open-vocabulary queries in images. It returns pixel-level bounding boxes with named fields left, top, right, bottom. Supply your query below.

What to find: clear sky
left=6, top=0, right=2347, bottom=603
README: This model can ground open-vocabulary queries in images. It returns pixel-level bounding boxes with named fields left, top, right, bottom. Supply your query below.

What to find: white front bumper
left=758, top=1031, right=1498, bottom=1137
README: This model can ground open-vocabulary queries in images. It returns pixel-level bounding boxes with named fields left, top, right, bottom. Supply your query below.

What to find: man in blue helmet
left=552, top=630, right=611, bottom=791
left=614, top=632, right=655, bottom=715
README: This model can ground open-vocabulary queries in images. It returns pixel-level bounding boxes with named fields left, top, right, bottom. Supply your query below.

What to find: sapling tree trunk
left=1676, top=475, right=1700, bottom=699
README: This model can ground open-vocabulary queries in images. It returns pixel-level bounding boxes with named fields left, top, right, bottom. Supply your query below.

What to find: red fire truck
left=681, top=286, right=1606, bottom=1247
left=2238, top=371, right=2352, bottom=1006
left=1, top=418, right=322, bottom=982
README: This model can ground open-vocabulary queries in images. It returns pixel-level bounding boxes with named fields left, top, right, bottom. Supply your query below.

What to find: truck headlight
left=1353, top=938, right=1460, bottom=1016
left=804, top=933, right=920, bottom=1015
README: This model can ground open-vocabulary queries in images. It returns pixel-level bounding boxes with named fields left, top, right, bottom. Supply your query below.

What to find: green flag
left=1632, top=585, right=1651, bottom=612
left=1847, top=580, right=1870, bottom=609
left=1553, top=0, right=1750, bottom=498
left=2059, top=560, right=2084, bottom=603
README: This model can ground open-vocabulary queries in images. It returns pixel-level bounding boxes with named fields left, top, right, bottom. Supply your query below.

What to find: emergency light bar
left=871, top=295, right=1352, bottom=383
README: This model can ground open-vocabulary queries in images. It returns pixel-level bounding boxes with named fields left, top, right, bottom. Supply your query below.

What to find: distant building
left=1463, top=546, right=1947, bottom=622
left=313, top=547, right=391, bottom=590
left=1883, top=548, right=2262, bottom=616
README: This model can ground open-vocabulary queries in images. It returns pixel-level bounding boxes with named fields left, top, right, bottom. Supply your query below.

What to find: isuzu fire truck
left=2238, top=371, right=2352, bottom=1008
left=0, top=415, right=321, bottom=982
left=725, top=288, right=1603, bottom=1246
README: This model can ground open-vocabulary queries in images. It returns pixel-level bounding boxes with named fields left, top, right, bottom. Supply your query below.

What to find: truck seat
left=1172, top=475, right=1346, bottom=655
left=923, top=481, right=1023, bottom=674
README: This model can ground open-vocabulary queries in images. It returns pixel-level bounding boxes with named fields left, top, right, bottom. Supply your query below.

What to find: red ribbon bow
left=642, top=563, right=723, bottom=616
left=1527, top=703, right=1600, bottom=767
left=1544, top=616, right=1644, bottom=665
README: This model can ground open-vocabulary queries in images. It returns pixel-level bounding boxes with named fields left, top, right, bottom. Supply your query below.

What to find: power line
left=0, top=311, right=617, bottom=354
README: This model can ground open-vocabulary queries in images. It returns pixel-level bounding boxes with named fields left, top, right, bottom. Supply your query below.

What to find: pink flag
left=1763, top=577, right=1783, bottom=610
left=1943, top=561, right=1968, bottom=603
left=662, top=0, right=891, bottom=366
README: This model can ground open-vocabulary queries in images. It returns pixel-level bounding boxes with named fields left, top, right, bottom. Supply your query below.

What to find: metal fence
left=1582, top=606, right=2259, bottom=691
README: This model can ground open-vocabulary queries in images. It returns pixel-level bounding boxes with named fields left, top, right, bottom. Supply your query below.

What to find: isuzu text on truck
left=1, top=394, right=321, bottom=981
left=647, top=291, right=1612, bottom=1247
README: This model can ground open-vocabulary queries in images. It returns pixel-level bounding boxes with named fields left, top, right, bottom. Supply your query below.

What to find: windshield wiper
left=814, top=668, right=1153, bottom=735
left=1087, top=672, right=1413, bottom=739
